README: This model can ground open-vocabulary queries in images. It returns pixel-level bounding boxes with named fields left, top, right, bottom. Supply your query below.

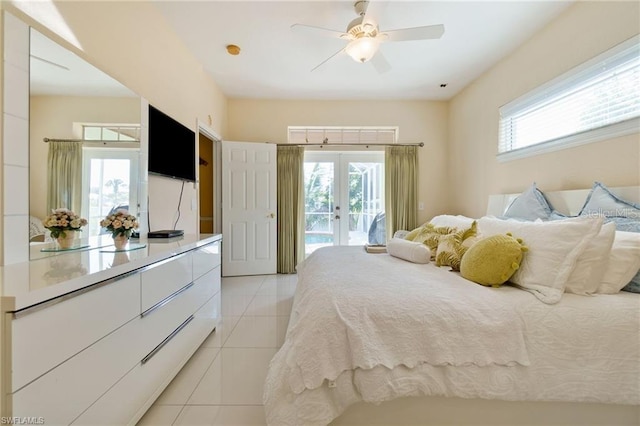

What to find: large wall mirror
left=28, top=27, right=141, bottom=258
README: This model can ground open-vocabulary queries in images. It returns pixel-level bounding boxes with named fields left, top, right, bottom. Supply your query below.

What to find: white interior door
left=221, top=141, right=277, bottom=277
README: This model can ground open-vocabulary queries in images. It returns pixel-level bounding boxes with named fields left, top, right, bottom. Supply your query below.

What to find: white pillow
left=387, top=238, right=431, bottom=264
left=429, top=215, right=475, bottom=229
left=477, top=216, right=603, bottom=304
left=596, top=231, right=640, bottom=294
left=565, top=222, right=616, bottom=295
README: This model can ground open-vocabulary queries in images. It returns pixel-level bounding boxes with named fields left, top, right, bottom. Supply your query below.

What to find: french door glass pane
left=88, top=159, right=131, bottom=237
left=304, top=161, right=334, bottom=255
left=347, top=162, right=385, bottom=245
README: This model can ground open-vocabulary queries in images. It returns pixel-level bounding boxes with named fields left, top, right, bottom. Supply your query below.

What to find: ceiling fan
left=291, top=0, right=445, bottom=73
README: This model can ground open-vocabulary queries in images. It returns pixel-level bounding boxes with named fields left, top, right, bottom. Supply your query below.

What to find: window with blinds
left=288, top=126, right=398, bottom=145
left=83, top=125, right=140, bottom=142
left=498, top=35, right=639, bottom=161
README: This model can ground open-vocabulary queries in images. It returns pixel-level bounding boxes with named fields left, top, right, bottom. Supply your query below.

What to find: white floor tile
left=155, top=347, right=220, bottom=405
left=187, top=348, right=277, bottom=405
left=224, top=316, right=289, bottom=348
left=211, top=406, right=267, bottom=426
left=221, top=276, right=266, bottom=295
left=220, top=294, right=256, bottom=316
left=243, top=293, right=294, bottom=316
left=200, top=316, right=242, bottom=348
left=174, top=405, right=267, bottom=426
left=173, top=405, right=220, bottom=425
left=136, top=404, right=183, bottom=425
left=256, top=274, right=297, bottom=296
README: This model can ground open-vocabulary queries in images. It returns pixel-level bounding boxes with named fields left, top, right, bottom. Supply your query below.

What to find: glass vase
left=56, top=231, right=76, bottom=249
left=113, top=234, right=129, bottom=250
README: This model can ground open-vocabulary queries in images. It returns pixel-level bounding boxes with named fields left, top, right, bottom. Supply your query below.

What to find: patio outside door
left=304, top=151, right=384, bottom=256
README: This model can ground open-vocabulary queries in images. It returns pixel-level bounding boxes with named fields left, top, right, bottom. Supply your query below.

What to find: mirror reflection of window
left=82, top=148, right=139, bottom=237
left=83, top=125, right=141, bottom=141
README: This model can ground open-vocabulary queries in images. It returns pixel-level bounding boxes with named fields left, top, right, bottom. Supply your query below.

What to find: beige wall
left=2, top=1, right=228, bottom=235
left=448, top=1, right=640, bottom=218
left=29, top=95, right=140, bottom=220
left=227, top=99, right=449, bottom=224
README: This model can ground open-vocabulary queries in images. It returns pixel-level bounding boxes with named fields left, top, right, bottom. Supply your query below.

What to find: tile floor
left=137, top=274, right=297, bottom=426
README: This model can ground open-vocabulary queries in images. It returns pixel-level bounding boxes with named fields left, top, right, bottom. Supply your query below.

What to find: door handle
left=267, top=213, right=275, bottom=218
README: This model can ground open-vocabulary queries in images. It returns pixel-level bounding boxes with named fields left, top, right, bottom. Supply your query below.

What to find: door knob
left=335, top=215, right=340, bottom=219
left=267, top=213, right=275, bottom=218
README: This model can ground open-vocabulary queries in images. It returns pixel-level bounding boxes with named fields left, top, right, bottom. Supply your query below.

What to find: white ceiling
left=153, top=0, right=574, bottom=101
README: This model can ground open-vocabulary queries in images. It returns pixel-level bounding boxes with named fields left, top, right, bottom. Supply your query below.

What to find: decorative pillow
left=622, top=271, right=640, bottom=294
left=503, top=183, right=552, bottom=221
left=460, top=233, right=527, bottom=287
left=477, top=215, right=603, bottom=304
left=596, top=231, right=640, bottom=294
left=605, top=217, right=640, bottom=233
left=435, top=221, right=478, bottom=271
left=552, top=210, right=640, bottom=233
left=405, top=223, right=457, bottom=256
left=564, top=222, right=616, bottom=295
left=579, top=181, right=640, bottom=218
left=393, top=230, right=410, bottom=239
left=429, top=214, right=475, bottom=229
left=387, top=238, right=431, bottom=264
left=404, top=224, right=429, bottom=241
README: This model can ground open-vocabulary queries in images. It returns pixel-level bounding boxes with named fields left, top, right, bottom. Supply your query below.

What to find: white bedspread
left=264, top=246, right=640, bottom=426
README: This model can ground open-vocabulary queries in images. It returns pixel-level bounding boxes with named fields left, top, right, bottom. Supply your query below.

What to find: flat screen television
left=148, top=104, right=196, bottom=182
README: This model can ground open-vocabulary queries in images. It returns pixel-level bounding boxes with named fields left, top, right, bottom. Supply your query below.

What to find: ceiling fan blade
left=370, top=51, right=392, bottom=74
left=362, top=0, right=388, bottom=29
left=384, top=24, right=445, bottom=42
left=291, top=23, right=347, bottom=39
left=310, top=47, right=346, bottom=72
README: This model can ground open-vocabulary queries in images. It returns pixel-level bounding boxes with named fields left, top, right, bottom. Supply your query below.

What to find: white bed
left=264, top=186, right=640, bottom=426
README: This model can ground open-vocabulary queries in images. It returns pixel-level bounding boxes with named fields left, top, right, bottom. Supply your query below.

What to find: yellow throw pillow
left=435, top=221, right=478, bottom=271
left=404, top=225, right=427, bottom=241
left=460, top=233, right=528, bottom=287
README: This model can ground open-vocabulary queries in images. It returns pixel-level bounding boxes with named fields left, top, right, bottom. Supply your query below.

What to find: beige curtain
left=47, top=142, right=83, bottom=214
left=385, top=145, right=418, bottom=239
left=277, top=146, right=305, bottom=273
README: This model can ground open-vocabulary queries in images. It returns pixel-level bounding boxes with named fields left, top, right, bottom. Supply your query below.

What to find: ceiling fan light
left=345, top=37, right=380, bottom=63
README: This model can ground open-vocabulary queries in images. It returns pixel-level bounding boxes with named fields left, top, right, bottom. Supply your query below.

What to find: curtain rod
left=43, top=137, right=84, bottom=143
left=276, top=142, right=424, bottom=148
left=43, top=138, right=139, bottom=143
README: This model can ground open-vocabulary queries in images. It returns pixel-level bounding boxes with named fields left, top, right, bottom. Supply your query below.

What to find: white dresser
left=0, top=234, right=222, bottom=425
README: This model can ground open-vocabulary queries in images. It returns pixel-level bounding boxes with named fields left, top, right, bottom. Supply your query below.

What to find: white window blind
left=83, top=124, right=140, bottom=142
left=498, top=35, right=640, bottom=161
left=288, top=126, right=398, bottom=145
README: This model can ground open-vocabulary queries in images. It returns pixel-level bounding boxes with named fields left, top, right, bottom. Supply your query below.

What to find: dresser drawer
left=141, top=252, right=192, bottom=312
left=71, top=296, right=219, bottom=425
left=11, top=273, right=140, bottom=392
left=192, top=240, right=221, bottom=281
left=12, top=273, right=217, bottom=424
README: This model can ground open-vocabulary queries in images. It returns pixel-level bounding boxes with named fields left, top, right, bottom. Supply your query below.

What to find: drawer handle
left=12, top=268, right=141, bottom=319
left=141, top=315, right=194, bottom=365
left=140, top=282, right=195, bottom=318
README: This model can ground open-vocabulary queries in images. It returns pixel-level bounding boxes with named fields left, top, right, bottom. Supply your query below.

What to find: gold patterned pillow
left=404, top=223, right=457, bottom=259
left=435, top=221, right=478, bottom=271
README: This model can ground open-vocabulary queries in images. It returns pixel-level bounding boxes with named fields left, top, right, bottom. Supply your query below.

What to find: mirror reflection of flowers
left=100, top=209, right=139, bottom=238
left=42, top=208, right=88, bottom=238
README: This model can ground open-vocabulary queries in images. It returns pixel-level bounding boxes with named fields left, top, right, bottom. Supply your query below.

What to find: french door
left=81, top=148, right=139, bottom=237
left=304, top=151, right=384, bottom=255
